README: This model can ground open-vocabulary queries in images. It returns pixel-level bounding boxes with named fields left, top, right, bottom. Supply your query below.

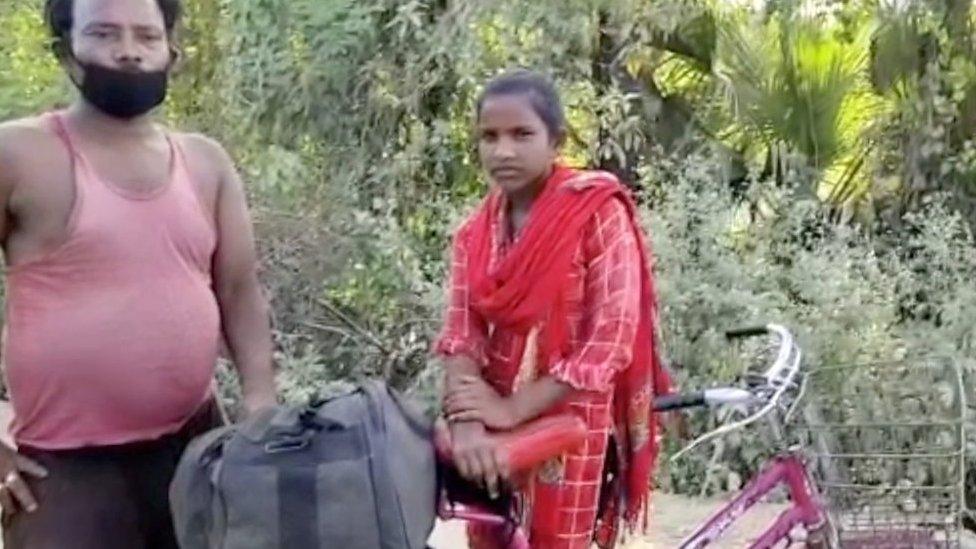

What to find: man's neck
left=65, top=101, right=160, bottom=144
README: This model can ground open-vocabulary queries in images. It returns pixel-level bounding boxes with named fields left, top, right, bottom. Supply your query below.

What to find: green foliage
left=649, top=148, right=976, bottom=493
left=0, top=1, right=69, bottom=119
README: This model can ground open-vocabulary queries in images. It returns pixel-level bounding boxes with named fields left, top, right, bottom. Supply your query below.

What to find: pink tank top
left=2, top=113, right=221, bottom=449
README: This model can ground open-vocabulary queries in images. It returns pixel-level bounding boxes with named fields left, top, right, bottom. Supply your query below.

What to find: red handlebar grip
left=435, top=414, right=588, bottom=474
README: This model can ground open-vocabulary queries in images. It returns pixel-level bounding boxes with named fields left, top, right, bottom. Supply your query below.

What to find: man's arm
left=0, top=123, right=48, bottom=515
left=0, top=123, right=22, bottom=244
left=206, top=138, right=277, bottom=414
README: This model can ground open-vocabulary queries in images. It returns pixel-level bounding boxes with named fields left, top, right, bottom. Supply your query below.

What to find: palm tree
left=649, top=4, right=889, bottom=205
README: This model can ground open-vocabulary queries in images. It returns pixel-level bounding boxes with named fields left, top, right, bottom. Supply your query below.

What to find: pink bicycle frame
left=438, top=501, right=530, bottom=549
left=680, top=454, right=826, bottom=549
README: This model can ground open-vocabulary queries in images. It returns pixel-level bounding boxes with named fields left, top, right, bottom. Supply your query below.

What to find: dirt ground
left=428, top=494, right=976, bottom=548
left=428, top=492, right=788, bottom=548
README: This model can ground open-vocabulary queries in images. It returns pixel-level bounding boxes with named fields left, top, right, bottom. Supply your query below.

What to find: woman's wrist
left=504, top=393, right=528, bottom=428
left=508, top=377, right=573, bottom=427
left=449, top=418, right=486, bottom=435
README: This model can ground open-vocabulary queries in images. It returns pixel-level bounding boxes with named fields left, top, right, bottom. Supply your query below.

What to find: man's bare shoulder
left=0, top=116, right=61, bottom=187
left=0, top=116, right=57, bottom=159
left=173, top=131, right=234, bottom=169
left=170, top=130, right=239, bottom=191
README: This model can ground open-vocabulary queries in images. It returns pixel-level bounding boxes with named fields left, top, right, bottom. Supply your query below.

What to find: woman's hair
left=476, top=69, right=567, bottom=140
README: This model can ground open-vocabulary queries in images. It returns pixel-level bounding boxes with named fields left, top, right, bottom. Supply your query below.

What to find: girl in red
left=436, top=69, right=671, bottom=548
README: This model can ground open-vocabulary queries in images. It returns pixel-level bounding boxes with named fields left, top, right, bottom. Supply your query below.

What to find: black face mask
left=71, top=60, right=169, bottom=119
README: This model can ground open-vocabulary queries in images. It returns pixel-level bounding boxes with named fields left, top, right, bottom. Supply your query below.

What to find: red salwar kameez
left=436, top=166, right=671, bottom=548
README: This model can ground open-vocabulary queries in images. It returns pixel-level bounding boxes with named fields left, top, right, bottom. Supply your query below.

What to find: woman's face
left=477, top=94, right=559, bottom=197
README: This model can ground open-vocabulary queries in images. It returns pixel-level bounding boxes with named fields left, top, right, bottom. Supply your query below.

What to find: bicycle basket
left=796, top=357, right=966, bottom=548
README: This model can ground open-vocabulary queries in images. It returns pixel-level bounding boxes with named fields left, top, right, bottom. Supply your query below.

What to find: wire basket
left=795, top=357, right=967, bottom=548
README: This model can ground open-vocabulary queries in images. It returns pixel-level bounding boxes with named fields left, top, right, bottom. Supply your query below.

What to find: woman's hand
left=444, top=375, right=521, bottom=431
left=449, top=421, right=509, bottom=498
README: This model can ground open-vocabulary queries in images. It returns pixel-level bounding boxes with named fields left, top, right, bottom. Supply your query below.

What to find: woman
left=435, top=69, right=671, bottom=549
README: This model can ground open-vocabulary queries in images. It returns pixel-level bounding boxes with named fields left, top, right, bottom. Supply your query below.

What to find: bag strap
left=362, top=382, right=419, bottom=548
left=170, top=425, right=236, bottom=549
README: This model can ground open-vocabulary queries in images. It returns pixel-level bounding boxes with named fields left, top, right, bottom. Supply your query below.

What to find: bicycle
left=431, top=324, right=816, bottom=548
left=655, top=324, right=967, bottom=548
left=429, top=324, right=810, bottom=549
left=431, top=323, right=966, bottom=548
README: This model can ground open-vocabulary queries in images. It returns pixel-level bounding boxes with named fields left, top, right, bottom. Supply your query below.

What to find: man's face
left=68, top=0, right=172, bottom=73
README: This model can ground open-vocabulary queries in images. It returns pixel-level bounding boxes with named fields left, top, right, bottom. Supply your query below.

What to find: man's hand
left=241, top=390, right=278, bottom=417
left=0, top=442, right=47, bottom=514
left=449, top=420, right=509, bottom=498
left=444, top=375, right=520, bottom=431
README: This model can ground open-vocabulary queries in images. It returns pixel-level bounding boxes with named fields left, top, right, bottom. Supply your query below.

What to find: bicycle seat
left=433, top=413, right=588, bottom=474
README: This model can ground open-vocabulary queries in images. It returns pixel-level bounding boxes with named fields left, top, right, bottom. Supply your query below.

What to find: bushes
left=648, top=149, right=976, bottom=492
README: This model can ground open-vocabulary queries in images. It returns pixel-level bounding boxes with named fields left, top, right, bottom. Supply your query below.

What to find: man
left=0, top=0, right=277, bottom=547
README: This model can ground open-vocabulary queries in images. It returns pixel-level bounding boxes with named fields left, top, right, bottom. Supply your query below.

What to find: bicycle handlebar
left=654, top=388, right=754, bottom=411
left=665, top=323, right=803, bottom=460
left=654, top=391, right=706, bottom=411
left=433, top=414, right=588, bottom=474
left=725, top=325, right=770, bottom=339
